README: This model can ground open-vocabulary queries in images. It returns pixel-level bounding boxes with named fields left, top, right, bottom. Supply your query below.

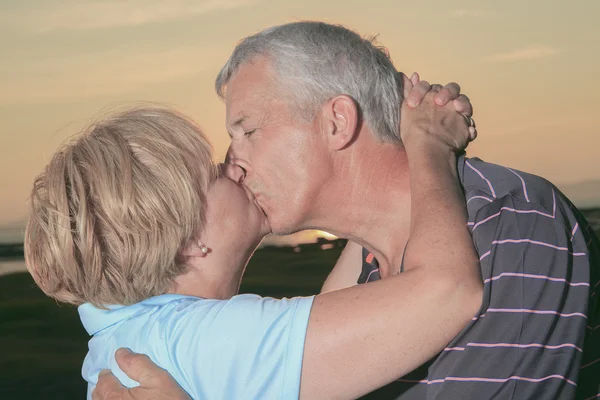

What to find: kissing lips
left=242, top=185, right=268, bottom=217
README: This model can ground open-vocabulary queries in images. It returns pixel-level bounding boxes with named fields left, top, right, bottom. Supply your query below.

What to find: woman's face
left=202, top=168, right=271, bottom=252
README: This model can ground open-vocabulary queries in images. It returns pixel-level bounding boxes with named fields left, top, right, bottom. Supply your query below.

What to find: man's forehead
left=225, top=67, right=275, bottom=124
left=225, top=84, right=258, bottom=138
left=225, top=91, right=253, bottom=128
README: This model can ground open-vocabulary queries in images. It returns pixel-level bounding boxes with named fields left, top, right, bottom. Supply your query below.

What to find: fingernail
left=116, top=348, right=132, bottom=358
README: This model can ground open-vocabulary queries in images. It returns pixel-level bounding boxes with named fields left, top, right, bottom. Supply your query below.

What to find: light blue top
left=79, top=293, right=315, bottom=399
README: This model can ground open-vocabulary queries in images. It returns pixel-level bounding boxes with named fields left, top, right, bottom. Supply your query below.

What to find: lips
left=251, top=193, right=269, bottom=218
left=242, top=185, right=268, bottom=216
left=241, top=184, right=256, bottom=201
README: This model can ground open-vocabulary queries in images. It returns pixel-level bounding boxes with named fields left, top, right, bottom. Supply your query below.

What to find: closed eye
left=244, top=129, right=256, bottom=137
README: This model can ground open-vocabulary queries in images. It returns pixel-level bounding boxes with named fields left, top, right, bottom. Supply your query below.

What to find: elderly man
left=95, top=22, right=599, bottom=399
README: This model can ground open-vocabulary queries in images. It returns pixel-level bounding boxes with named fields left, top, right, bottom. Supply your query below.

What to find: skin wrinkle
left=228, top=84, right=325, bottom=233
left=252, top=106, right=301, bottom=217
left=365, top=169, right=410, bottom=276
left=305, top=141, right=412, bottom=277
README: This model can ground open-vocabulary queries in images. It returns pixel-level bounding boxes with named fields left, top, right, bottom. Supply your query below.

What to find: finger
left=435, top=82, right=461, bottom=106
left=400, top=72, right=413, bottom=99
left=469, top=126, right=477, bottom=141
left=406, top=80, right=431, bottom=107
left=115, top=348, right=169, bottom=388
left=410, top=72, right=420, bottom=86
left=431, top=84, right=443, bottom=92
left=462, top=115, right=477, bottom=142
left=452, top=94, right=473, bottom=116
left=92, top=370, right=124, bottom=400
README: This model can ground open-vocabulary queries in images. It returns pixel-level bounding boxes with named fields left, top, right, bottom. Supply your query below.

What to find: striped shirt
left=358, top=156, right=600, bottom=400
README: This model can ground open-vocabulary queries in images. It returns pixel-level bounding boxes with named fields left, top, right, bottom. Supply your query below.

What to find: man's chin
left=260, top=219, right=272, bottom=237
left=261, top=210, right=302, bottom=236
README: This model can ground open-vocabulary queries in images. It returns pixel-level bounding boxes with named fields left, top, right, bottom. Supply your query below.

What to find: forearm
left=303, top=255, right=480, bottom=399
left=402, top=139, right=479, bottom=282
left=320, top=241, right=362, bottom=293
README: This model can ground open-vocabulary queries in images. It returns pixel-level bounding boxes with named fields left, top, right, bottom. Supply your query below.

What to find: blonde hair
left=24, top=107, right=217, bottom=307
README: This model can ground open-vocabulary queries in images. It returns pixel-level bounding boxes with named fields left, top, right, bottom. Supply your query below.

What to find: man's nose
left=220, top=163, right=246, bottom=184
left=225, top=146, right=251, bottom=177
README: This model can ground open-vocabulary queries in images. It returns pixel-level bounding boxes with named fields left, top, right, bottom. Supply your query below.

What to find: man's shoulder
left=461, top=156, right=570, bottom=221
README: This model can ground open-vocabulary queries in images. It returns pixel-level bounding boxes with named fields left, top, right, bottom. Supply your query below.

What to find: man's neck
left=306, top=133, right=413, bottom=277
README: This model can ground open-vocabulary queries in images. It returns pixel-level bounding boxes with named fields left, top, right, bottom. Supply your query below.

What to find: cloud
left=0, top=45, right=222, bottom=104
left=453, top=9, right=485, bottom=18
left=1, top=0, right=257, bottom=33
left=486, top=44, right=561, bottom=62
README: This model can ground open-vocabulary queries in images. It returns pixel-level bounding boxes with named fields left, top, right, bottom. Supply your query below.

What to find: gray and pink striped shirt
left=359, top=156, right=600, bottom=400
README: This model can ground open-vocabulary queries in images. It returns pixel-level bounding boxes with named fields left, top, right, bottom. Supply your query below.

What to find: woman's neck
left=171, top=241, right=258, bottom=300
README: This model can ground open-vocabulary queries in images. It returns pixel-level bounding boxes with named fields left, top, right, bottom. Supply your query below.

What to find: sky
left=1, top=0, right=599, bottom=243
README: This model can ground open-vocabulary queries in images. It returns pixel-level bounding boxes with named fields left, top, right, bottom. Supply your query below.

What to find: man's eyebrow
left=227, top=115, right=248, bottom=138
left=232, top=116, right=246, bottom=127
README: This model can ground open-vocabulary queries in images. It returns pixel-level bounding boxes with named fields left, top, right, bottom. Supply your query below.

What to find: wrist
left=404, top=140, right=459, bottom=182
left=403, top=137, right=456, bottom=161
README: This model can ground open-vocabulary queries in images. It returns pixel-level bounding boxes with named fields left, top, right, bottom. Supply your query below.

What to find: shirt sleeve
left=160, top=294, right=315, bottom=400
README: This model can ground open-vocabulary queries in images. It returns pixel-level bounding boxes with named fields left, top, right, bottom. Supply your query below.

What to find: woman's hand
left=400, top=72, right=476, bottom=142
left=400, top=90, right=474, bottom=153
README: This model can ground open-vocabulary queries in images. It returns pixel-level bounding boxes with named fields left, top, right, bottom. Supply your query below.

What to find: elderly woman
left=25, top=94, right=481, bottom=399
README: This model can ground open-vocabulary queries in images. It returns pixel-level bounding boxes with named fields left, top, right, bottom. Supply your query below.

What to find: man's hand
left=92, top=348, right=190, bottom=400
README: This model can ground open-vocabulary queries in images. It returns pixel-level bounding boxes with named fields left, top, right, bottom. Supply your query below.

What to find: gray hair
left=215, top=21, right=403, bottom=143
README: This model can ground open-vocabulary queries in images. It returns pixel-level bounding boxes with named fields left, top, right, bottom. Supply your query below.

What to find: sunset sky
left=1, top=0, right=599, bottom=242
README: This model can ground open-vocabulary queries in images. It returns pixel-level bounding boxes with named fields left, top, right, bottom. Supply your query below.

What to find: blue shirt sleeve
left=159, top=294, right=315, bottom=399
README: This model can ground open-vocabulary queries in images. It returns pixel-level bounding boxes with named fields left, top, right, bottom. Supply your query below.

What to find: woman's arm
left=320, top=75, right=474, bottom=295
left=92, top=84, right=480, bottom=400
left=300, top=92, right=482, bottom=399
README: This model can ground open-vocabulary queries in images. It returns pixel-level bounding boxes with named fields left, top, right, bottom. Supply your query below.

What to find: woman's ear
left=181, top=239, right=209, bottom=257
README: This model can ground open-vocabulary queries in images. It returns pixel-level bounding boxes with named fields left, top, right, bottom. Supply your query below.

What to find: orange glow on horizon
left=316, top=231, right=338, bottom=240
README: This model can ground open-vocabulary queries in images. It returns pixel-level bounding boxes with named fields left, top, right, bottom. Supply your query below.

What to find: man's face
left=224, top=57, right=329, bottom=235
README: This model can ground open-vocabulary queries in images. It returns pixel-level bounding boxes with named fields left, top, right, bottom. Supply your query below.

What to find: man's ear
left=321, top=95, right=359, bottom=151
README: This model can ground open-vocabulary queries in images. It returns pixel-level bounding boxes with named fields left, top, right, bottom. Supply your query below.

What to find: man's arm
left=92, top=349, right=191, bottom=400
left=320, top=240, right=362, bottom=293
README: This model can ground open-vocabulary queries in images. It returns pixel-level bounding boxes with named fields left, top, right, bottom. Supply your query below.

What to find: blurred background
left=1, top=0, right=599, bottom=398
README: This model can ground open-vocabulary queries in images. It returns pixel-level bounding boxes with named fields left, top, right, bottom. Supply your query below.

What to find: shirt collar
left=78, top=293, right=193, bottom=335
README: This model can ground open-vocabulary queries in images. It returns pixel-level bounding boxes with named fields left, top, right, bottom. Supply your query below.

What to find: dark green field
left=1, top=208, right=598, bottom=400
left=0, top=243, right=343, bottom=400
